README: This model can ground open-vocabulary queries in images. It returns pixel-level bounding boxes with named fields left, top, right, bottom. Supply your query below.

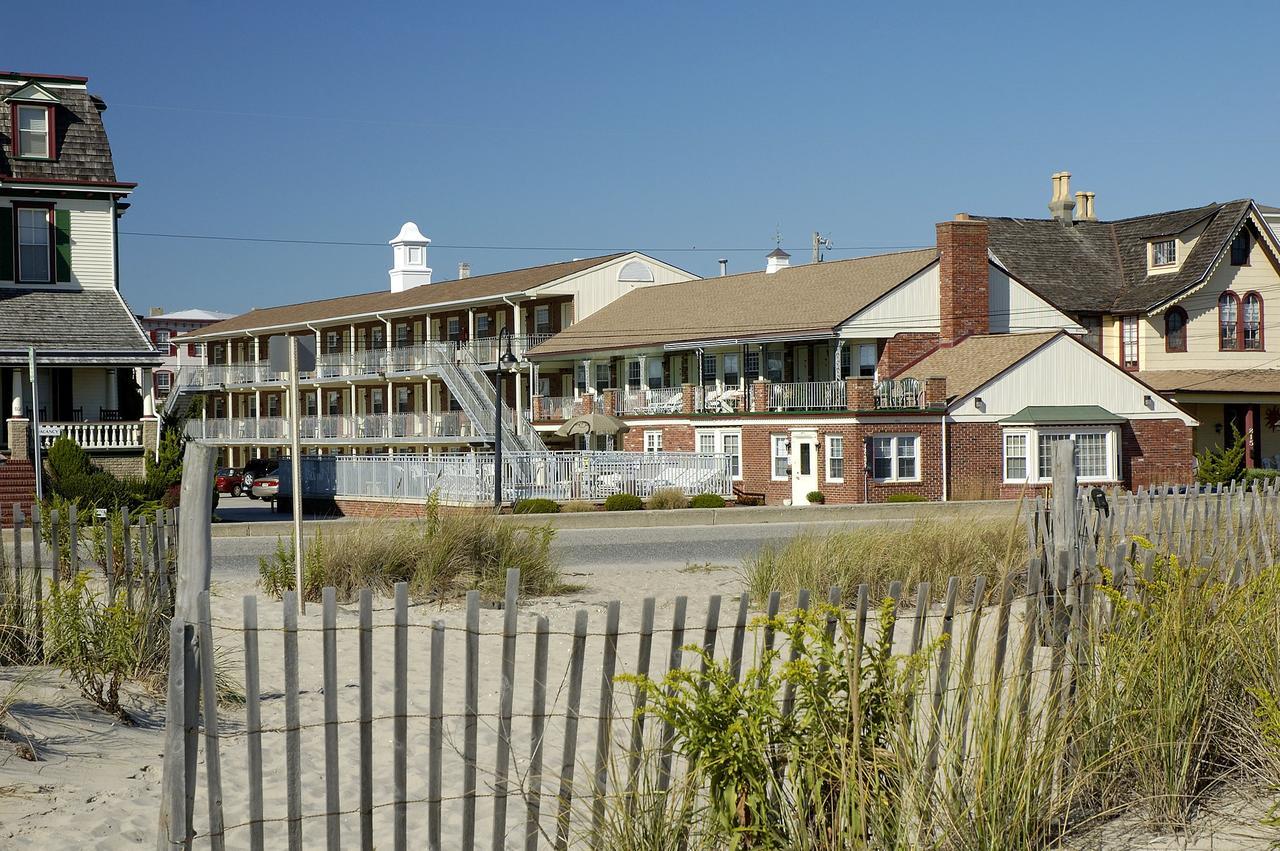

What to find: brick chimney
left=936, top=213, right=989, bottom=343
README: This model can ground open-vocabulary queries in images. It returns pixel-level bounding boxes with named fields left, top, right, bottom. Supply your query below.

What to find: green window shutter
left=0, top=207, right=12, bottom=282
left=54, top=209, right=71, bottom=282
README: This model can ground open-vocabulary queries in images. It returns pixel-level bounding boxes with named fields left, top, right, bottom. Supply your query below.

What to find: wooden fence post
left=156, top=441, right=216, bottom=851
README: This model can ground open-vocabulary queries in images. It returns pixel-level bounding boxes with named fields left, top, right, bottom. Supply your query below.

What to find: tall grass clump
left=613, top=601, right=935, bottom=849
left=745, top=516, right=1025, bottom=606
left=259, top=495, right=569, bottom=603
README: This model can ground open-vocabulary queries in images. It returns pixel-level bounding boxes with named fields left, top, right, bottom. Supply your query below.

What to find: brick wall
left=936, top=217, right=990, bottom=341
left=880, top=332, right=941, bottom=377
left=620, top=423, right=695, bottom=452
left=1123, top=418, right=1194, bottom=487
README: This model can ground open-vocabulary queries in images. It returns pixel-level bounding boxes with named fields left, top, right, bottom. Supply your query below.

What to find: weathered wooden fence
left=0, top=502, right=178, bottom=666
left=157, top=441, right=1280, bottom=849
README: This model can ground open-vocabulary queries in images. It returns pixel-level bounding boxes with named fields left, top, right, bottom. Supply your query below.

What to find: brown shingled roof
left=1136, top=369, right=1280, bottom=394
left=185, top=254, right=626, bottom=338
left=896, top=331, right=1060, bottom=401
left=526, top=248, right=939, bottom=358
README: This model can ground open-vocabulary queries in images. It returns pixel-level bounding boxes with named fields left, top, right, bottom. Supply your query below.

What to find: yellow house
left=980, top=174, right=1280, bottom=468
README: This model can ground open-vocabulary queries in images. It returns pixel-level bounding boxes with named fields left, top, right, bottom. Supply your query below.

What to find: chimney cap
left=389, top=221, right=430, bottom=245
left=954, top=213, right=971, bottom=221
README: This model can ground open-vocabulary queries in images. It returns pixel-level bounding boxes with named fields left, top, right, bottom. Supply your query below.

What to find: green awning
left=999, top=405, right=1124, bottom=426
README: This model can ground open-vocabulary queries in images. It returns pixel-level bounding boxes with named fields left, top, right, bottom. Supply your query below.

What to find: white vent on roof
left=617, top=260, right=654, bottom=283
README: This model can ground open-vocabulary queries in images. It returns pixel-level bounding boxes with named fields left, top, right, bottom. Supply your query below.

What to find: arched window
left=1244, top=292, right=1264, bottom=351
left=1164, top=307, right=1188, bottom=352
left=1219, top=292, right=1241, bottom=351
left=617, top=260, right=654, bottom=283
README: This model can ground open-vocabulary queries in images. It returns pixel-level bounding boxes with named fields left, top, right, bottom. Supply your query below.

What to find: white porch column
left=512, top=302, right=524, bottom=337
left=514, top=371, right=524, bottom=422
left=425, top=378, right=434, bottom=437
left=348, top=324, right=356, bottom=362
left=141, top=368, right=156, bottom=417
left=253, top=389, right=261, bottom=440
left=637, top=355, right=646, bottom=393
left=467, top=308, right=476, bottom=342
left=11, top=368, right=24, bottom=417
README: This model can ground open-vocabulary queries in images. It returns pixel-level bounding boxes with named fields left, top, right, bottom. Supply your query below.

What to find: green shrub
left=605, top=493, right=643, bottom=511
left=47, top=434, right=91, bottom=481
left=1195, top=425, right=1246, bottom=485
left=887, top=492, right=926, bottom=503
left=561, top=500, right=596, bottom=512
left=689, top=493, right=726, bottom=509
left=513, top=497, right=560, bottom=515
left=647, top=488, right=688, bottom=511
left=44, top=572, right=149, bottom=723
left=805, top=490, right=825, bottom=504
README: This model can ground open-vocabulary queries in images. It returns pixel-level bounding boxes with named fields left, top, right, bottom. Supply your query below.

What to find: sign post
left=28, top=347, right=43, bottom=505
left=269, top=335, right=316, bottom=615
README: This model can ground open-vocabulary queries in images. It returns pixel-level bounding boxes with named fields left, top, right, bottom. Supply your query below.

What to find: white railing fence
left=874, top=378, right=923, bottom=409
left=39, top=421, right=143, bottom=450
left=766, top=380, right=846, bottom=411
left=284, top=450, right=734, bottom=505
left=620, top=386, right=683, bottom=415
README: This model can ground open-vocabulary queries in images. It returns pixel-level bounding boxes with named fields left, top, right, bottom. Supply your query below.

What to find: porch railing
left=874, top=378, right=923, bottom=409
left=766, top=380, right=847, bottom=411
left=620, top=386, right=684, bottom=415
left=39, top=421, right=143, bottom=450
left=185, top=412, right=483, bottom=443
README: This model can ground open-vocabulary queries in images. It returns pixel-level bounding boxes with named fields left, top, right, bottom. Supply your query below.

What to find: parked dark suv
left=240, top=458, right=280, bottom=500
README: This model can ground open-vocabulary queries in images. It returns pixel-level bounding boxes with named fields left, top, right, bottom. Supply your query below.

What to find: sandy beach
left=3, top=558, right=1278, bottom=850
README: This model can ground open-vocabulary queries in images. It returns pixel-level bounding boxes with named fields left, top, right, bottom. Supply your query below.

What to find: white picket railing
left=40, top=421, right=143, bottom=450
left=765, top=380, right=846, bottom=411
left=620, top=386, right=684, bottom=415
left=874, top=378, right=923, bottom=409
left=186, top=412, right=483, bottom=443
left=286, top=449, right=734, bottom=505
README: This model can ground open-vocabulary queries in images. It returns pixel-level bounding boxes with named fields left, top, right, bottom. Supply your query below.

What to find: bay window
left=1003, top=426, right=1117, bottom=484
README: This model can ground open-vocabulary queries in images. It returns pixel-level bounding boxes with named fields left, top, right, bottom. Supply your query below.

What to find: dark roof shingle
left=0, top=74, right=120, bottom=184
left=0, top=288, right=159, bottom=364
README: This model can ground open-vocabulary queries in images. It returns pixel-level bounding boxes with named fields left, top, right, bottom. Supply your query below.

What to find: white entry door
left=791, top=429, right=819, bottom=504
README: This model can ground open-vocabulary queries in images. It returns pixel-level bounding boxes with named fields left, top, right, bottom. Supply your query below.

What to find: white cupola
left=389, top=222, right=432, bottom=292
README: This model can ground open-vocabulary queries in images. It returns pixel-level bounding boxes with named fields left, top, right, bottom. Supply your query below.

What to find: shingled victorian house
left=0, top=71, right=162, bottom=520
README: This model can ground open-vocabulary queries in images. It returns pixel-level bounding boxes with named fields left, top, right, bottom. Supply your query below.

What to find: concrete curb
left=206, top=499, right=1023, bottom=538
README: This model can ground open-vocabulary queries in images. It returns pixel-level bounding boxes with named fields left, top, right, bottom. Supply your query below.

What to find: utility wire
left=118, top=230, right=927, bottom=254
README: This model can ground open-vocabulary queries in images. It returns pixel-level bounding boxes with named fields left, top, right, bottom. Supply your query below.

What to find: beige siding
left=1141, top=236, right=1280, bottom=370
left=988, top=266, right=1080, bottom=333
left=67, top=199, right=116, bottom=290
left=948, top=335, right=1192, bottom=423
left=538, top=253, right=697, bottom=322
left=839, top=265, right=940, bottom=337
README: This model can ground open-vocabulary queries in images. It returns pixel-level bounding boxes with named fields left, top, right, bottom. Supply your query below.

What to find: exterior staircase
left=436, top=346, right=546, bottom=454
left=0, top=459, right=37, bottom=528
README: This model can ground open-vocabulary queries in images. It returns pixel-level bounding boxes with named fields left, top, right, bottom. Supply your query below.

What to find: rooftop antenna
left=812, top=231, right=833, bottom=263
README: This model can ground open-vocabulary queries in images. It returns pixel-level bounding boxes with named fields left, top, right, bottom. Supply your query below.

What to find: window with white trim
left=595, top=363, right=611, bottom=393
left=155, top=371, right=172, bottom=394
left=266, top=395, right=280, bottom=417
left=744, top=350, right=760, bottom=383
left=647, top=358, right=664, bottom=389
left=870, top=434, right=918, bottom=482
left=765, top=347, right=783, bottom=382
left=1121, top=316, right=1139, bottom=370
left=771, top=434, right=789, bottom=480
left=701, top=353, right=718, bottom=386
left=696, top=427, right=741, bottom=479
left=325, top=331, right=341, bottom=353
left=826, top=435, right=845, bottom=481
left=723, top=353, right=740, bottom=387
left=1002, top=426, right=1117, bottom=483
left=16, top=105, right=51, bottom=158
left=627, top=360, right=642, bottom=388
left=644, top=430, right=663, bottom=453
left=534, top=305, right=552, bottom=334
left=1151, top=239, right=1176, bottom=268
left=17, top=207, right=51, bottom=282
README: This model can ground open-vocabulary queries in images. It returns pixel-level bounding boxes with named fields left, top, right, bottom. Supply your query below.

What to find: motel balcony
left=527, top=377, right=940, bottom=422
left=185, top=412, right=486, bottom=445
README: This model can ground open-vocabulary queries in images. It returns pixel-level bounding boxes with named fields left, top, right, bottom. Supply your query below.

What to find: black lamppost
left=494, top=328, right=520, bottom=509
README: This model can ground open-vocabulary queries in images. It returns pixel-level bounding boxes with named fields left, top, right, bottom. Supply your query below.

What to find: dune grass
left=744, top=515, right=1027, bottom=607
left=259, top=498, right=572, bottom=603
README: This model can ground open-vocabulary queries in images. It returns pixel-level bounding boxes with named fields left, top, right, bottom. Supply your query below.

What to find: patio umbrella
left=555, top=412, right=631, bottom=437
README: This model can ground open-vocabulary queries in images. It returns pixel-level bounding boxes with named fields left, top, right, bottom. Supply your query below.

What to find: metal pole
left=28, top=347, right=43, bottom=504
left=289, top=337, right=305, bottom=615
left=494, top=371, right=503, bottom=510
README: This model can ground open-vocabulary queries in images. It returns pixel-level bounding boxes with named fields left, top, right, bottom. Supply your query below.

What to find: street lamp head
left=498, top=327, right=519, bottom=372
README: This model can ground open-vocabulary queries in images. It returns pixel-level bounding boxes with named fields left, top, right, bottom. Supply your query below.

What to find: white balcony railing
left=620, top=386, right=684, bottom=415
left=186, top=411, right=483, bottom=443
left=39, top=421, right=143, bottom=450
left=766, top=380, right=847, bottom=411
left=461, top=334, right=552, bottom=366
left=873, top=378, right=923, bottom=409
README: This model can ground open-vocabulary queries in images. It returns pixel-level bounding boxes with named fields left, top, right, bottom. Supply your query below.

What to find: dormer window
left=1231, top=231, right=1251, bottom=266
left=16, top=105, right=52, bottom=158
left=1151, top=239, right=1177, bottom=268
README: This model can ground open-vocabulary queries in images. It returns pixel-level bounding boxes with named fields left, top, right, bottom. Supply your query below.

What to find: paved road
left=210, top=518, right=905, bottom=578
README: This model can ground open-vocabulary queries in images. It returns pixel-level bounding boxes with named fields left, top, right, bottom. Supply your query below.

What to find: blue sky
left=12, top=1, right=1280, bottom=314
